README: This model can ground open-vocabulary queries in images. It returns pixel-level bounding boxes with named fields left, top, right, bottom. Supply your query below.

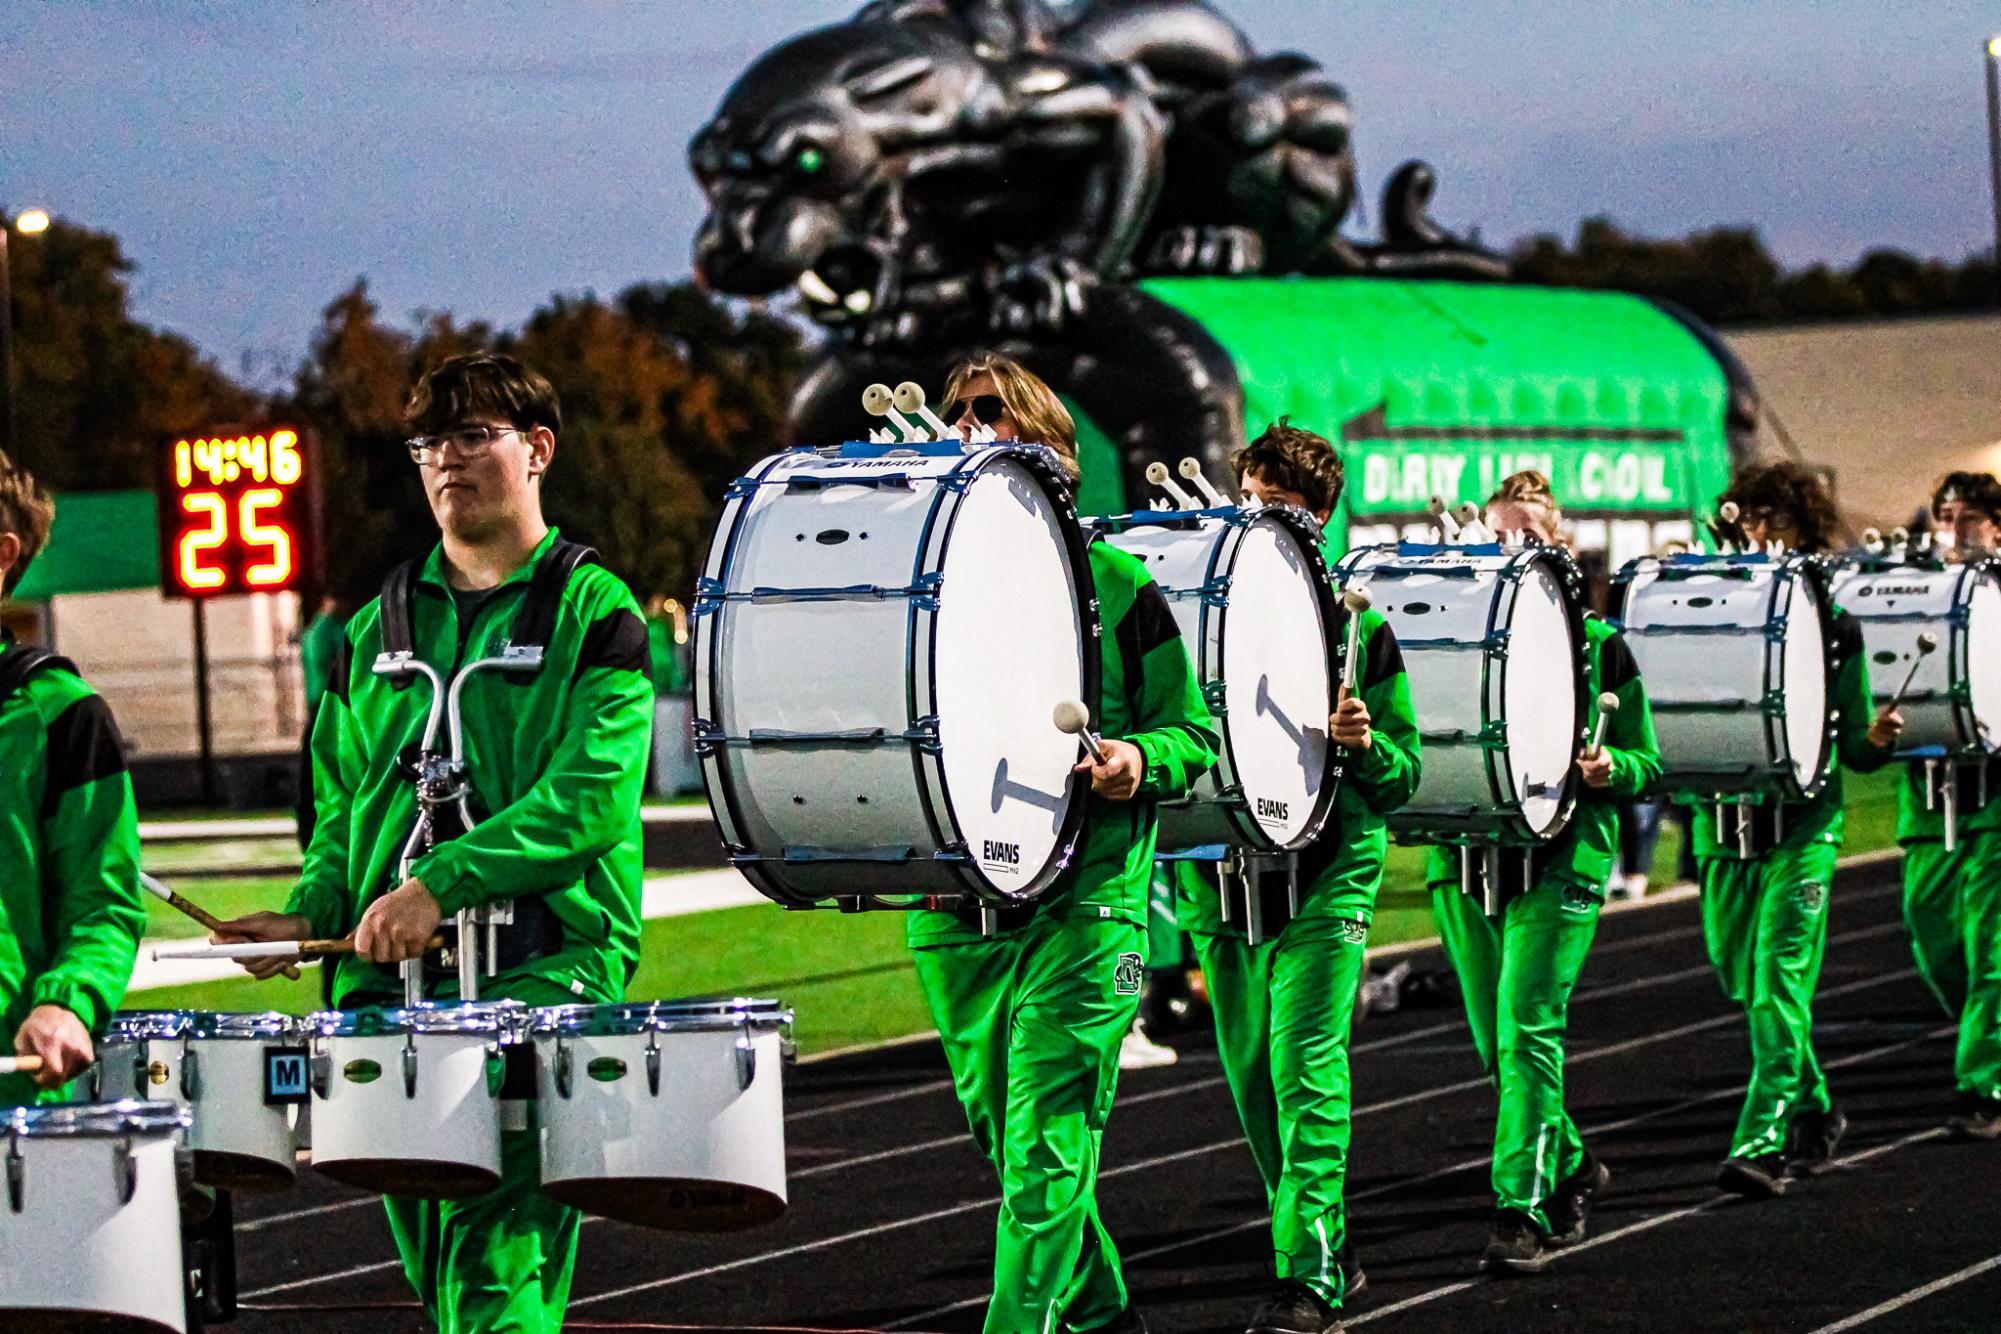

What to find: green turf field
left=129, top=771, right=1904, bottom=1055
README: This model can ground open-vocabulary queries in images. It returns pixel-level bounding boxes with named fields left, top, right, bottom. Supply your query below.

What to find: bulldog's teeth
left=797, top=270, right=841, bottom=305
left=843, top=288, right=874, bottom=314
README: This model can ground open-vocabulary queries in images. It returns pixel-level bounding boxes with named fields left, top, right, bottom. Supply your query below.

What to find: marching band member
left=1425, top=470, right=1661, bottom=1274
left=1896, top=472, right=2001, bottom=1140
left=1695, top=462, right=1898, bottom=1198
left=1176, top=421, right=1421, bottom=1334
left=912, top=353, right=1219, bottom=1334
left=214, top=353, right=654, bottom=1334
left=0, top=457, right=145, bottom=1110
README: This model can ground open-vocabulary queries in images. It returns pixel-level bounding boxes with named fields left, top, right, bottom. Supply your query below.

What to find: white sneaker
left=1118, top=1024, right=1179, bottom=1070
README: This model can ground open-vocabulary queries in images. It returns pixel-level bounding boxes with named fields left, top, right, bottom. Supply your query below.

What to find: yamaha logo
left=1866, top=583, right=1930, bottom=597
left=1255, top=797, right=1290, bottom=822
left=982, top=840, right=1021, bottom=867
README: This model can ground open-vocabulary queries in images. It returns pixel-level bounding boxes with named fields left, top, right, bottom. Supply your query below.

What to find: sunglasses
left=942, top=395, right=1006, bottom=428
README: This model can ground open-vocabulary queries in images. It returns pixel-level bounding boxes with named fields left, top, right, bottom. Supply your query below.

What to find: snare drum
left=1334, top=542, right=1586, bottom=843
left=1616, top=552, right=1834, bottom=798
left=1091, top=504, right=1337, bottom=853
left=304, top=1002, right=519, bottom=1199
left=697, top=441, right=1095, bottom=908
left=1832, top=558, right=2001, bottom=757
left=0, top=1100, right=189, bottom=1333
left=530, top=999, right=791, bottom=1231
left=97, top=1010, right=303, bottom=1192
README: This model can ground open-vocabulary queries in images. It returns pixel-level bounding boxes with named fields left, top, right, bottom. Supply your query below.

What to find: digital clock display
left=157, top=428, right=318, bottom=598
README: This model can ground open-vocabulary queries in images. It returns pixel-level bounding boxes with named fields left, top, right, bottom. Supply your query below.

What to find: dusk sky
left=4, top=2, right=1998, bottom=384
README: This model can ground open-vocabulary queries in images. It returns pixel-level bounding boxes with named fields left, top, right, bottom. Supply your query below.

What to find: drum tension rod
left=5, top=1135, right=24, bottom=1214
left=113, top=1135, right=139, bottom=1206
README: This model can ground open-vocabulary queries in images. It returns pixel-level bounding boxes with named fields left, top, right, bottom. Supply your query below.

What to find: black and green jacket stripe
left=1178, top=604, right=1422, bottom=933
left=1686, top=607, right=1891, bottom=859
left=907, top=541, right=1220, bottom=945
left=1428, top=615, right=1661, bottom=896
left=0, top=655, right=143, bottom=1108
left=289, top=529, right=654, bottom=1004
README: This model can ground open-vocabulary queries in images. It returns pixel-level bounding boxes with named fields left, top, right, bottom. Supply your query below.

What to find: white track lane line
left=1803, top=1253, right=2001, bottom=1334
left=883, top=1019, right=1956, bottom=1330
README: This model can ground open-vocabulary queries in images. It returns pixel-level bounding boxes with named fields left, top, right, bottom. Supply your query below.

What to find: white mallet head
left=862, top=383, right=895, bottom=417
left=1453, top=501, right=1480, bottom=526
left=1427, top=495, right=1448, bottom=516
left=1342, top=589, right=1372, bottom=615
left=1917, top=632, right=1940, bottom=656
left=1176, top=457, right=1203, bottom=480
left=1719, top=501, right=1740, bottom=523
left=1052, top=700, right=1093, bottom=736
left=1144, top=461, right=1170, bottom=486
left=1598, top=691, right=1621, bottom=714
left=890, top=381, right=927, bottom=414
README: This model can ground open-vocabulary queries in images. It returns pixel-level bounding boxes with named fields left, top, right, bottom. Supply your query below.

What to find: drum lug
left=556, top=1039, right=574, bottom=1101
left=646, top=1033, right=662, bottom=1096
left=402, top=1034, right=419, bottom=1100
left=114, top=1135, right=137, bottom=1206
left=6, top=1134, right=23, bottom=1214
left=180, top=1043, right=202, bottom=1102
left=734, top=1030, right=757, bottom=1092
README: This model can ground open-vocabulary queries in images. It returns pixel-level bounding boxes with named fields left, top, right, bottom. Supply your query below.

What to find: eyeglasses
left=942, top=395, right=1006, bottom=428
left=405, top=424, right=528, bottom=464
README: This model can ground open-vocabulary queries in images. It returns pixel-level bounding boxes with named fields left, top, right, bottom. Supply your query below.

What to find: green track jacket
left=907, top=541, right=1219, bottom=946
left=0, top=654, right=143, bottom=1107
left=289, top=529, right=654, bottom=1004
left=1687, top=607, right=1892, bottom=859
left=1179, top=603, right=1423, bottom=933
left=1428, top=615, right=1662, bottom=895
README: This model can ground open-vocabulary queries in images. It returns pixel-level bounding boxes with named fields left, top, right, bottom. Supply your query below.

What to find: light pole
left=0, top=209, right=49, bottom=465
left=1988, top=37, right=2001, bottom=307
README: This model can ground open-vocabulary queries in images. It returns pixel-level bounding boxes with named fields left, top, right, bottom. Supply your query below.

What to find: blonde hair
left=0, top=455, right=55, bottom=596
left=943, top=353, right=1079, bottom=480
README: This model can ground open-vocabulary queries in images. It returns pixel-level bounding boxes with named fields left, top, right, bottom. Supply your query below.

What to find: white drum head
left=1220, top=516, right=1332, bottom=847
left=933, top=460, right=1087, bottom=889
left=1965, top=572, right=2001, bottom=748
left=1504, top=560, right=1579, bottom=836
left=1780, top=577, right=1830, bottom=790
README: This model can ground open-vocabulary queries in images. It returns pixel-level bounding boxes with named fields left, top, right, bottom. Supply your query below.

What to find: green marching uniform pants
left=1431, top=879, right=1601, bottom=1230
left=1190, top=915, right=1368, bottom=1305
left=1698, top=841, right=1838, bottom=1159
left=1902, top=833, right=2001, bottom=1101
left=912, top=914, right=1146, bottom=1334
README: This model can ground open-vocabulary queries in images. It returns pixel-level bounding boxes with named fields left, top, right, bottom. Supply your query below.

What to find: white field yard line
left=884, top=1022, right=1957, bottom=1331
left=1804, top=1253, right=2001, bottom=1334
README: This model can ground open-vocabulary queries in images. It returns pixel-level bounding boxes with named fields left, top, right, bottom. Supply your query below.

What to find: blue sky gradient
left=3, top=1, right=1997, bottom=379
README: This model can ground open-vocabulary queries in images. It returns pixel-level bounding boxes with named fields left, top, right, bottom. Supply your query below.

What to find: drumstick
left=1145, top=461, right=1199, bottom=510
left=1427, top=495, right=1461, bottom=541
left=861, top=383, right=926, bottom=443
left=1713, top=501, right=1741, bottom=554
left=1452, top=501, right=1490, bottom=544
left=1340, top=589, right=1372, bottom=692
left=1178, top=457, right=1229, bottom=507
left=150, top=934, right=446, bottom=962
left=141, top=873, right=302, bottom=982
left=1053, top=699, right=1108, bottom=764
left=1887, top=633, right=1939, bottom=711
left=1588, top=692, right=1620, bottom=756
left=0, top=1055, right=44, bottom=1076
left=891, top=382, right=952, bottom=440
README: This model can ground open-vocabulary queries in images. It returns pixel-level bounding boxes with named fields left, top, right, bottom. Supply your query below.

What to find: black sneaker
left=1246, top=1282, right=1343, bottom=1334
left=1717, top=1153, right=1790, bottom=1198
left=1786, top=1104, right=1848, bottom=1173
left=1948, top=1094, right=2001, bottom=1141
left=1077, top=1306, right=1147, bottom=1334
left=1338, top=1236, right=1367, bottom=1298
left=1480, top=1209, right=1549, bottom=1275
left=1544, top=1149, right=1611, bottom=1245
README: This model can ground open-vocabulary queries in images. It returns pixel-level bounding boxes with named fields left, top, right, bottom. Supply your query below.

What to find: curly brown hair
left=1233, top=418, right=1344, bottom=516
left=1719, top=461, right=1840, bottom=554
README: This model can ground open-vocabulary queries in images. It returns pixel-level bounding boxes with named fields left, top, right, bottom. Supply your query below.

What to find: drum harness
left=375, top=538, right=597, bottom=1005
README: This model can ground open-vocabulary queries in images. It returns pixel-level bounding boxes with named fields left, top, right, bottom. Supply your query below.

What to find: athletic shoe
left=1716, top=1153, right=1790, bottom=1198
left=1480, top=1209, right=1549, bottom=1275
left=1246, top=1282, right=1343, bottom=1334
left=1948, top=1095, right=2001, bottom=1141
left=1118, top=1023, right=1179, bottom=1070
left=1544, top=1149, right=1611, bottom=1245
left=1078, top=1306, right=1148, bottom=1334
left=1339, top=1236, right=1368, bottom=1298
left=1786, top=1104, right=1848, bottom=1173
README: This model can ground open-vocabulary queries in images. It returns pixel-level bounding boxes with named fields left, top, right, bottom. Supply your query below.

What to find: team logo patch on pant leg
left=1794, top=881, right=1828, bottom=913
left=1114, top=952, right=1144, bottom=996
left=1339, top=918, right=1369, bottom=945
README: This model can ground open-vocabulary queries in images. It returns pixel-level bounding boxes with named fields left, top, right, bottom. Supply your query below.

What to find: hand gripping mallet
left=141, top=872, right=301, bottom=981
left=1053, top=699, right=1108, bottom=765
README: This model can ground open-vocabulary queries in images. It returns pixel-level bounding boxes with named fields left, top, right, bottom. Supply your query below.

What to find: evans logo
left=982, top=840, right=1021, bottom=867
left=1255, top=797, right=1290, bottom=822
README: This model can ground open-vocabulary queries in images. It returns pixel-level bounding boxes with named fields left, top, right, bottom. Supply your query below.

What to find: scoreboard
left=157, top=428, right=319, bottom=599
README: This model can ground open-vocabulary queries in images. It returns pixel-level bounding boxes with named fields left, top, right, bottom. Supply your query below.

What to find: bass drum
left=1091, top=504, right=1337, bottom=854
left=697, top=442, right=1096, bottom=909
left=1334, top=542, right=1586, bottom=844
left=1616, top=553, right=1833, bottom=799
left=1832, top=558, right=2001, bottom=757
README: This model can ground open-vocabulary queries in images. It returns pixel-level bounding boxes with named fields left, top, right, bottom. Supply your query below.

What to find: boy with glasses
left=216, top=353, right=654, bottom=1334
